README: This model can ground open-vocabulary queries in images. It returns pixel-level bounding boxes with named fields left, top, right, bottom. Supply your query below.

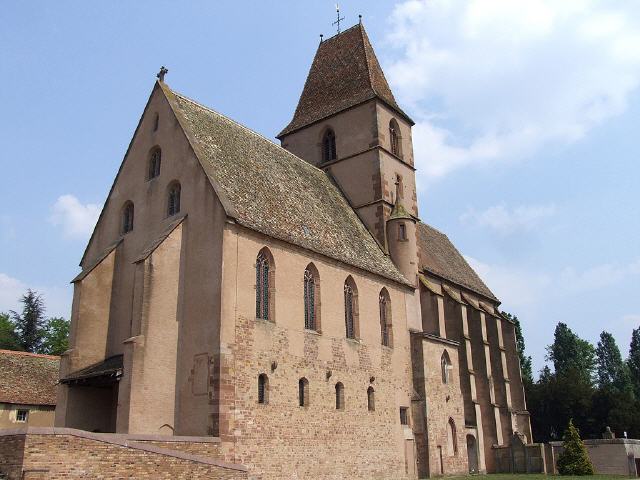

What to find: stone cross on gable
left=157, top=66, right=168, bottom=83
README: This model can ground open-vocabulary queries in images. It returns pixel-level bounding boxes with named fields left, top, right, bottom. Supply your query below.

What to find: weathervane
left=332, top=4, right=345, bottom=34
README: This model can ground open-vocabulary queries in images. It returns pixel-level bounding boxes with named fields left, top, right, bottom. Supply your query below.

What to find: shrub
left=557, top=419, right=595, bottom=475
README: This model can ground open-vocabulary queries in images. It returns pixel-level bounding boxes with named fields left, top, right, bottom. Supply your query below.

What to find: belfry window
left=122, top=202, right=134, bottom=234
left=303, top=265, right=319, bottom=331
left=322, top=129, right=337, bottom=163
left=389, top=119, right=401, bottom=157
left=344, top=277, right=358, bottom=339
left=379, top=288, right=392, bottom=347
left=167, top=182, right=181, bottom=216
left=148, top=148, right=161, bottom=180
left=258, top=374, right=269, bottom=404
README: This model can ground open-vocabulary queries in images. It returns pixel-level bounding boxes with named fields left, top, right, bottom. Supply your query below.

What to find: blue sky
left=1, top=1, right=639, bottom=374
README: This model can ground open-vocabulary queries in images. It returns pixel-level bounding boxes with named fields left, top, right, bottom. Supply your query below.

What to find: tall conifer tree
left=10, top=289, right=46, bottom=353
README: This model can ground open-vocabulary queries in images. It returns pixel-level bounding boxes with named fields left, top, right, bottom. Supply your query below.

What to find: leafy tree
left=10, top=289, right=46, bottom=353
left=0, top=312, right=23, bottom=351
left=557, top=419, right=594, bottom=476
left=42, top=317, right=70, bottom=355
left=502, top=311, right=533, bottom=385
left=596, top=331, right=630, bottom=390
left=547, top=323, right=595, bottom=382
left=628, top=327, right=640, bottom=398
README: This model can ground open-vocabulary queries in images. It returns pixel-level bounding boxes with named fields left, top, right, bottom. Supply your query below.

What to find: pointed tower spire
left=277, top=23, right=413, bottom=139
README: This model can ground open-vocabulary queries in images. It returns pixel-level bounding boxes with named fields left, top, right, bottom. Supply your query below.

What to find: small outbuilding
left=0, top=350, right=60, bottom=428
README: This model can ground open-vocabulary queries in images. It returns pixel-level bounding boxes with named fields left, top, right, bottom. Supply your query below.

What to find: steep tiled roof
left=278, top=23, right=413, bottom=138
left=0, top=350, right=59, bottom=405
left=162, top=85, right=409, bottom=286
left=416, top=223, right=497, bottom=301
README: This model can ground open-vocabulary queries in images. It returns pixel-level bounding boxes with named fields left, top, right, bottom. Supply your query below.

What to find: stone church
left=56, top=22, right=531, bottom=479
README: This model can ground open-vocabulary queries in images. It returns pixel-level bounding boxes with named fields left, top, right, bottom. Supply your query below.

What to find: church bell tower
left=278, top=22, right=419, bottom=283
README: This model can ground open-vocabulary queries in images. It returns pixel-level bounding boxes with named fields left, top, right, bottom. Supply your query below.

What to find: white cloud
left=0, top=272, right=72, bottom=319
left=621, top=314, right=640, bottom=327
left=49, top=194, right=101, bottom=239
left=464, top=255, right=640, bottom=309
left=385, top=0, right=640, bottom=179
left=461, top=203, right=556, bottom=234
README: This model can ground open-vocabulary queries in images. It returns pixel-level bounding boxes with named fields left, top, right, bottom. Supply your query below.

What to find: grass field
left=440, top=475, right=628, bottom=480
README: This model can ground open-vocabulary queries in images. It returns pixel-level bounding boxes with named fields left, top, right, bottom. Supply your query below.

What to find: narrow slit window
left=367, top=387, right=375, bottom=412
left=148, top=148, right=161, bottom=179
left=379, top=289, right=392, bottom=347
left=304, top=267, right=316, bottom=330
left=258, top=374, right=268, bottom=404
left=167, top=182, right=181, bottom=216
left=322, top=129, right=337, bottom=163
left=344, top=280, right=356, bottom=339
left=335, top=382, right=344, bottom=410
left=299, top=377, right=309, bottom=407
left=122, top=202, right=134, bottom=234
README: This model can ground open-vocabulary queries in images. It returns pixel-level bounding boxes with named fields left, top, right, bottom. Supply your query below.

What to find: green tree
left=10, top=289, right=46, bottom=353
left=592, top=331, right=635, bottom=437
left=596, top=331, right=629, bottom=390
left=628, top=327, right=640, bottom=398
left=502, top=311, right=533, bottom=385
left=42, top=317, right=70, bottom=355
left=0, top=312, right=23, bottom=351
left=557, top=419, right=594, bottom=475
left=547, top=323, right=595, bottom=382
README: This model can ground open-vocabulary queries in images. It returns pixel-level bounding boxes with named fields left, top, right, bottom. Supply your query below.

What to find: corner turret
left=386, top=178, right=418, bottom=285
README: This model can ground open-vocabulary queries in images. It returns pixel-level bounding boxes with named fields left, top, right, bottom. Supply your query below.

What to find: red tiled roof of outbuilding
left=0, top=349, right=60, bottom=406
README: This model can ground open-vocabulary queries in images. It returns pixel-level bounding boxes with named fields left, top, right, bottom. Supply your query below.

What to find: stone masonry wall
left=0, top=429, right=246, bottom=480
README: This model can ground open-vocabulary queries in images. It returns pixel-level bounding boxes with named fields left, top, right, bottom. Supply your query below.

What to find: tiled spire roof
left=278, top=23, right=413, bottom=138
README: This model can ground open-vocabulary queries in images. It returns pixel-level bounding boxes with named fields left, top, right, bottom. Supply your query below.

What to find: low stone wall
left=493, top=442, right=546, bottom=474
left=0, top=427, right=247, bottom=480
left=548, top=438, right=640, bottom=476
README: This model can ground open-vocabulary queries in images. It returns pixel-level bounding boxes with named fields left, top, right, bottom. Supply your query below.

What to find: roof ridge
left=0, top=349, right=60, bottom=360
left=170, top=89, right=328, bottom=177
left=359, top=24, right=377, bottom=96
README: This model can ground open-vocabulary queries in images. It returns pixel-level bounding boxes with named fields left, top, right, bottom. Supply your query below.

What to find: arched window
left=389, top=119, right=401, bottom=157
left=447, top=418, right=458, bottom=456
left=122, top=202, right=134, bottom=234
left=167, top=182, right=181, bottom=216
left=303, top=264, right=320, bottom=331
left=367, top=386, right=375, bottom=412
left=335, top=382, right=344, bottom=410
left=255, top=248, right=274, bottom=321
left=258, top=374, right=269, bottom=404
left=379, top=288, right=392, bottom=347
left=441, top=350, right=452, bottom=384
left=153, top=113, right=159, bottom=132
left=299, top=377, right=309, bottom=407
left=322, top=129, right=337, bottom=163
left=148, top=148, right=161, bottom=180
left=344, top=276, right=358, bottom=339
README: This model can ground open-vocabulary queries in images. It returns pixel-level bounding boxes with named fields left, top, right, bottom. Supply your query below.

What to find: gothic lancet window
left=322, top=129, right=337, bottom=163
left=167, top=182, right=181, bottom=216
left=379, top=288, right=392, bottom=347
left=148, top=148, right=161, bottom=180
left=389, top=119, right=401, bottom=157
left=122, top=202, right=134, bottom=234
left=441, top=350, right=452, bottom=384
left=255, top=250, right=272, bottom=321
left=344, top=277, right=358, bottom=339
left=303, top=264, right=319, bottom=331
left=447, top=418, right=458, bottom=456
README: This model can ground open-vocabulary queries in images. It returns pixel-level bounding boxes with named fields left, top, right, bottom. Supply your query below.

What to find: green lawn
left=440, top=475, right=628, bottom=480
